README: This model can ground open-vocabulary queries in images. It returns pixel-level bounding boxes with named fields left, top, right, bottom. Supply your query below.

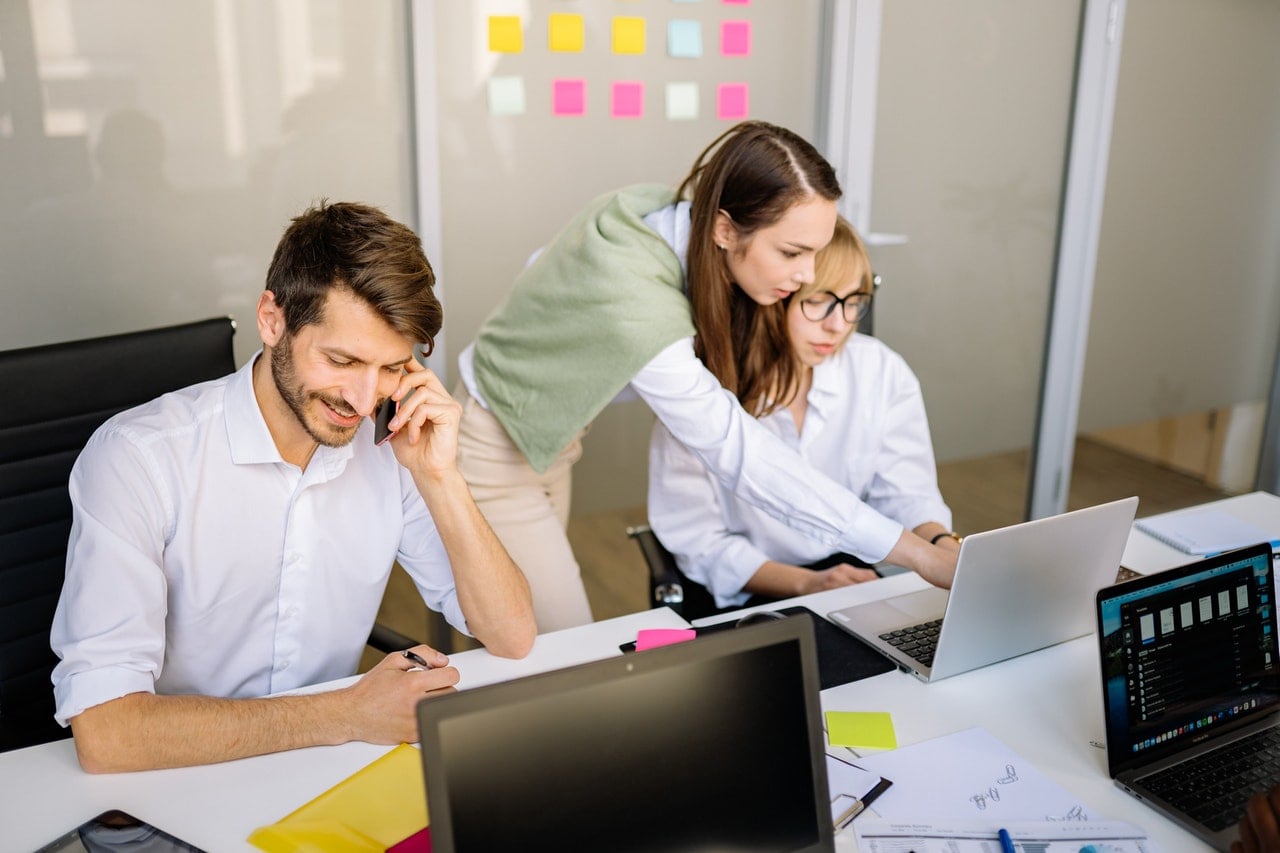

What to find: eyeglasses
left=798, top=275, right=879, bottom=324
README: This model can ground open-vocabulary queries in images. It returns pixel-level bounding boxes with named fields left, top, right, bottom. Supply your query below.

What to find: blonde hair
left=799, top=216, right=873, bottom=303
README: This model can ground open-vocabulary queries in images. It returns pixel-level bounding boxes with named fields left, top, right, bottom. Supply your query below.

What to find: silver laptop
left=416, top=614, right=835, bottom=853
left=1096, top=541, right=1280, bottom=851
left=827, top=496, right=1138, bottom=682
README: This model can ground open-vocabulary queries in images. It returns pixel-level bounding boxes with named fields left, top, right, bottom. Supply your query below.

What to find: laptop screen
left=1096, top=542, right=1280, bottom=777
left=417, top=615, right=833, bottom=853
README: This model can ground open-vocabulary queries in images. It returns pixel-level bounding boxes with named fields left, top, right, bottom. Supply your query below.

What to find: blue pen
left=997, top=827, right=1016, bottom=853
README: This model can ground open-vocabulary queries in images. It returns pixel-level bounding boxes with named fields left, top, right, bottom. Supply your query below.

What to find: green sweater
left=472, top=184, right=695, bottom=472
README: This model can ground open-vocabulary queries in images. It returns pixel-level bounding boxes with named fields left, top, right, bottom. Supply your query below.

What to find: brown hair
left=265, top=200, right=442, bottom=354
left=677, top=121, right=841, bottom=416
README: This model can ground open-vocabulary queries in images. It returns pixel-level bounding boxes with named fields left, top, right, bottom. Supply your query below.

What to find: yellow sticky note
left=549, top=13, right=584, bottom=52
left=488, top=15, right=523, bottom=53
left=825, top=710, right=897, bottom=750
left=612, top=16, right=646, bottom=55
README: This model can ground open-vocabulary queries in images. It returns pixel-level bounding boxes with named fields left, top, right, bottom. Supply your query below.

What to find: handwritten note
left=853, top=727, right=1094, bottom=821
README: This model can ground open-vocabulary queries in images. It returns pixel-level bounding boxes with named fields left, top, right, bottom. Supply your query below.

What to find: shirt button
left=279, top=660, right=291, bottom=671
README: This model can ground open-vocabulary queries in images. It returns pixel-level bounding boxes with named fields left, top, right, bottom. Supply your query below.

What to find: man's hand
left=337, top=645, right=459, bottom=745
left=1233, top=786, right=1280, bottom=853
left=386, top=361, right=462, bottom=481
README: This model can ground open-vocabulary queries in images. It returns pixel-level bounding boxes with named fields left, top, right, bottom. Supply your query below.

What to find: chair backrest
left=0, top=317, right=236, bottom=751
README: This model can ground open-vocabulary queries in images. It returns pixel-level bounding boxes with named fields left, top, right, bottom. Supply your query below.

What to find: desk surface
left=9, top=493, right=1277, bottom=852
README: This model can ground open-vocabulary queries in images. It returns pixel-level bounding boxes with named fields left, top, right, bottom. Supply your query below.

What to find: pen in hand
left=402, top=649, right=433, bottom=672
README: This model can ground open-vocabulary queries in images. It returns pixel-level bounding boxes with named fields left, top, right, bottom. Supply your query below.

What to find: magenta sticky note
left=635, top=628, right=697, bottom=651
left=611, top=81, right=644, bottom=118
left=717, top=83, right=749, bottom=120
left=553, top=78, right=586, bottom=116
left=721, top=20, right=751, bottom=56
left=722, top=0, right=751, bottom=5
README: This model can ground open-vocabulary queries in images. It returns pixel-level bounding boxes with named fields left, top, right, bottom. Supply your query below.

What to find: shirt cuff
left=847, top=510, right=904, bottom=564
left=54, top=666, right=156, bottom=727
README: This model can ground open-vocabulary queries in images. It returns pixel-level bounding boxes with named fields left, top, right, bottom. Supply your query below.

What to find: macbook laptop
left=1095, top=541, right=1280, bottom=851
left=416, top=614, right=835, bottom=853
left=827, top=496, right=1138, bottom=682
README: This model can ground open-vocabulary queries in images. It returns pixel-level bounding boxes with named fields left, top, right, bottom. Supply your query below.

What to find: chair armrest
left=626, top=524, right=685, bottom=609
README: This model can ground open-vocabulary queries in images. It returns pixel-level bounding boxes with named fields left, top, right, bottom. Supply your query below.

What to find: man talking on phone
left=50, top=201, right=535, bottom=773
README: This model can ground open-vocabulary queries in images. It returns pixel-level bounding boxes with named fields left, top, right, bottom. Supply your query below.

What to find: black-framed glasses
left=798, top=274, right=880, bottom=324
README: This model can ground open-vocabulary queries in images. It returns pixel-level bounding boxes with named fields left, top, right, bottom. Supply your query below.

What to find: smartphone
left=374, top=397, right=397, bottom=446
left=34, top=809, right=205, bottom=852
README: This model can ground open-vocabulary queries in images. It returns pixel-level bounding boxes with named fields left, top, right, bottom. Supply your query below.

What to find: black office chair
left=0, top=318, right=420, bottom=752
left=626, top=524, right=735, bottom=622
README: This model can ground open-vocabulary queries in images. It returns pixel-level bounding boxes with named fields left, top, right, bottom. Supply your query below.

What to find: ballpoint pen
left=402, top=649, right=433, bottom=670
left=833, top=797, right=865, bottom=831
left=997, top=827, right=1016, bottom=853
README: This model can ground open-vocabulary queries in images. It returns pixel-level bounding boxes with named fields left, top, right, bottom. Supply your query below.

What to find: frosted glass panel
left=0, top=0, right=414, bottom=367
left=1080, top=0, right=1280, bottom=432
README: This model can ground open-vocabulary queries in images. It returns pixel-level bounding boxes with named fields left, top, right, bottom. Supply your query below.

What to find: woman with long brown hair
left=452, top=121, right=958, bottom=631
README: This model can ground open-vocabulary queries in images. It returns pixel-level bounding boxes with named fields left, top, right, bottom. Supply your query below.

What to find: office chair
left=626, top=524, right=733, bottom=622
left=0, top=318, right=420, bottom=752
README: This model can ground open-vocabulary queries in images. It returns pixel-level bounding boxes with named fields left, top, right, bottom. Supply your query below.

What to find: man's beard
left=271, top=336, right=361, bottom=448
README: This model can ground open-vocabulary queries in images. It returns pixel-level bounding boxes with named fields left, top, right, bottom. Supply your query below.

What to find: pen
left=833, top=798, right=864, bottom=830
left=402, top=649, right=433, bottom=670
left=997, top=827, right=1016, bottom=853
left=1204, top=539, right=1280, bottom=558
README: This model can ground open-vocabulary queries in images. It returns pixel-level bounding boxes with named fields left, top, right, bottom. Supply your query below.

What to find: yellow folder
left=248, top=743, right=428, bottom=852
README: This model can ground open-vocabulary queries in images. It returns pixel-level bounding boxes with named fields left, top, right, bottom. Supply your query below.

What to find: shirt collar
left=224, top=351, right=355, bottom=475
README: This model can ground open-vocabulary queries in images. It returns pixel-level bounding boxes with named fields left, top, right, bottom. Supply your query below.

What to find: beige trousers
left=454, top=384, right=594, bottom=632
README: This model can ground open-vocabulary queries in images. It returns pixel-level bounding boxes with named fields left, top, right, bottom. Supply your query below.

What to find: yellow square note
left=549, top=13, right=584, bottom=52
left=825, top=710, right=897, bottom=751
left=488, top=15, right=523, bottom=53
left=612, top=16, right=646, bottom=55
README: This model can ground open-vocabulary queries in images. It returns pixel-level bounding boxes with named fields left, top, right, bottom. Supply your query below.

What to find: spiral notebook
left=1134, top=508, right=1275, bottom=556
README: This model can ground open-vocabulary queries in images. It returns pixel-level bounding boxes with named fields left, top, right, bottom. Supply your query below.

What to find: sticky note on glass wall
left=721, top=20, right=751, bottom=56
left=717, top=83, right=748, bottom=120
left=488, top=16, right=522, bottom=53
left=553, top=79, right=586, bottom=116
left=488, top=76, right=526, bottom=116
left=666, top=82, right=699, bottom=120
left=722, top=0, right=751, bottom=5
left=667, top=19, right=702, bottom=58
left=612, top=16, right=646, bottom=55
left=611, top=82, right=644, bottom=119
left=549, top=13, right=584, bottom=52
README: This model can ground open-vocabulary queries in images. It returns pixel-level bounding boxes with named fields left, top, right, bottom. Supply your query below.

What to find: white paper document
left=853, top=727, right=1093, bottom=821
left=854, top=818, right=1158, bottom=852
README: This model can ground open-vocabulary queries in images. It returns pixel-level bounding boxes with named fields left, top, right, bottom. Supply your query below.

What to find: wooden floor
left=363, top=437, right=1229, bottom=668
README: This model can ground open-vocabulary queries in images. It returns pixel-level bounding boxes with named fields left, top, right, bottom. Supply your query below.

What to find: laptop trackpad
left=885, top=588, right=948, bottom=621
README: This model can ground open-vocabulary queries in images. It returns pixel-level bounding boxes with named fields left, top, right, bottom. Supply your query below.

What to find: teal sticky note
left=668, top=19, right=702, bottom=58
left=825, top=710, right=897, bottom=750
left=487, top=76, right=526, bottom=116
left=665, top=82, right=699, bottom=121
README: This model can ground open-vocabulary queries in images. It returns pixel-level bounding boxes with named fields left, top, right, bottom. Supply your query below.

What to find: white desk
left=1122, top=490, right=1280, bottom=575
left=7, top=492, right=1277, bottom=852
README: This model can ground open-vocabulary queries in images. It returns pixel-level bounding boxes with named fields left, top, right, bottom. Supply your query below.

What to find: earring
left=716, top=243, right=726, bottom=250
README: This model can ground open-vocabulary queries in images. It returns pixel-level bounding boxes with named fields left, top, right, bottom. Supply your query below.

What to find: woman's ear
left=713, top=210, right=738, bottom=253
left=256, top=290, right=286, bottom=347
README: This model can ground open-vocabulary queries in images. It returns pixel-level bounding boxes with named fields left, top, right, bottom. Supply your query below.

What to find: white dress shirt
left=648, top=334, right=952, bottom=608
left=50, top=355, right=468, bottom=726
left=459, top=201, right=905, bottom=563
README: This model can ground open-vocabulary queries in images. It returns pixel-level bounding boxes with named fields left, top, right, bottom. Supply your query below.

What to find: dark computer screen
left=419, top=617, right=832, bottom=853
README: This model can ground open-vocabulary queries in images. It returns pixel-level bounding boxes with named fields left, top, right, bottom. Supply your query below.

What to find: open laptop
left=416, top=614, right=835, bottom=853
left=1095, top=541, right=1280, bottom=851
left=827, top=496, right=1138, bottom=682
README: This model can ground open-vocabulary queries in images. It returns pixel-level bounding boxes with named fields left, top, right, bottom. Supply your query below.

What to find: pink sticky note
left=721, top=20, right=751, bottom=56
left=722, top=0, right=751, bottom=5
left=635, top=628, right=697, bottom=651
left=553, top=78, right=586, bottom=116
left=611, top=81, right=644, bottom=118
left=717, top=83, right=749, bottom=120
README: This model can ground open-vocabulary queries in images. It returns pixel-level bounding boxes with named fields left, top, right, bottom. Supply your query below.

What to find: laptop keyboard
left=1141, top=726, right=1280, bottom=831
left=878, top=618, right=942, bottom=667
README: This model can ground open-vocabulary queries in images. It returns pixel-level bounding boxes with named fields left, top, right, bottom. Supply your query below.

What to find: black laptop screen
left=418, top=617, right=831, bottom=853
left=1097, top=544, right=1280, bottom=774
